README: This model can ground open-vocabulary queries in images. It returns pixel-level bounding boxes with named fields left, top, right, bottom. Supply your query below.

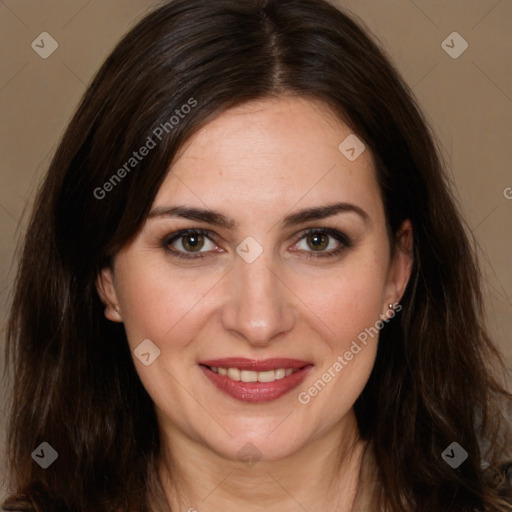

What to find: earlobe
left=95, top=266, right=123, bottom=323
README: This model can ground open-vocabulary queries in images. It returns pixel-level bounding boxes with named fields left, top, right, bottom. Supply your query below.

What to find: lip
left=199, top=358, right=311, bottom=371
left=198, top=358, right=314, bottom=403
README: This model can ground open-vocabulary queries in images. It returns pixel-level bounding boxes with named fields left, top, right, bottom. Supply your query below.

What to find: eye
left=162, top=227, right=353, bottom=261
left=292, top=228, right=353, bottom=259
left=163, top=229, right=219, bottom=259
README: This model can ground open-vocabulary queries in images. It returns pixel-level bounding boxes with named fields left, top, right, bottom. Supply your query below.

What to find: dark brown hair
left=2, top=0, right=511, bottom=510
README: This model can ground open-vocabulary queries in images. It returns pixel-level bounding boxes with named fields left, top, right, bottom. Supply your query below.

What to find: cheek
left=297, top=254, right=388, bottom=351
left=297, top=270, right=384, bottom=423
left=295, top=250, right=388, bottom=418
left=113, top=256, right=214, bottom=350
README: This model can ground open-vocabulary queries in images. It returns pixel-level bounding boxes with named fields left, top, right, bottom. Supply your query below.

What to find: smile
left=198, top=358, right=313, bottom=403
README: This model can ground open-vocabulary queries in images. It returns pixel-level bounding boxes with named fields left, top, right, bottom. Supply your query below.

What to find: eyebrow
left=147, top=201, right=370, bottom=229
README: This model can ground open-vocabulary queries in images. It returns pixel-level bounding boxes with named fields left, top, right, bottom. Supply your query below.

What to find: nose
left=220, top=249, right=296, bottom=347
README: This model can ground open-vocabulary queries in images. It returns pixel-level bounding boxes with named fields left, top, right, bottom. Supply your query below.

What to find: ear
left=96, top=265, right=123, bottom=323
left=382, top=219, right=413, bottom=313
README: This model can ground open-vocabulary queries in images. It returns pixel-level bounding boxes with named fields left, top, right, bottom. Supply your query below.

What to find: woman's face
left=97, top=96, right=412, bottom=462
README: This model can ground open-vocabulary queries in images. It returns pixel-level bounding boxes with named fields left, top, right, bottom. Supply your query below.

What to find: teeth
left=240, top=370, right=258, bottom=382
left=257, top=370, right=276, bottom=382
left=274, top=368, right=286, bottom=380
left=209, top=366, right=299, bottom=382
left=227, top=368, right=241, bottom=381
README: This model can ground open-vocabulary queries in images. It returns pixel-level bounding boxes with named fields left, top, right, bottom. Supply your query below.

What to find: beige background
left=0, top=0, right=511, bottom=498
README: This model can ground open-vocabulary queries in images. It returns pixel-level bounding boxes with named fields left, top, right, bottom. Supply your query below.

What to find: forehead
left=153, top=96, right=381, bottom=220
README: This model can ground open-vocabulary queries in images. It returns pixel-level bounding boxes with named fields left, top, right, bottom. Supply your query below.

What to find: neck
left=157, top=410, right=369, bottom=512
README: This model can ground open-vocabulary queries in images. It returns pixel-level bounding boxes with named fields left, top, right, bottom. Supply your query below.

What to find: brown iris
left=181, top=233, right=205, bottom=252
left=306, top=232, right=329, bottom=251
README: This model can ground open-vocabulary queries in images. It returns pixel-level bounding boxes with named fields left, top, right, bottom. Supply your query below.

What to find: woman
left=2, top=0, right=512, bottom=510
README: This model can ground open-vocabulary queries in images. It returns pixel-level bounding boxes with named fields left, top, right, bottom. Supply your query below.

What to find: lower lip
left=199, top=365, right=313, bottom=403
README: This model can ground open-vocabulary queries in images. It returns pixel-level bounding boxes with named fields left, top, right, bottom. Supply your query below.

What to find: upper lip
left=199, top=358, right=313, bottom=371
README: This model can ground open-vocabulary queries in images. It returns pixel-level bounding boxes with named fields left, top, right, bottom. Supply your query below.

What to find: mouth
left=198, top=358, right=313, bottom=403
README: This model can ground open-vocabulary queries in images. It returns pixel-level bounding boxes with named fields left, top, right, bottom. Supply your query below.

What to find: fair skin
left=97, top=96, right=413, bottom=512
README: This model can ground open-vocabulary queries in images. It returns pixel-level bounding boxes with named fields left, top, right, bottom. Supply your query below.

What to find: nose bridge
left=221, top=245, right=295, bottom=344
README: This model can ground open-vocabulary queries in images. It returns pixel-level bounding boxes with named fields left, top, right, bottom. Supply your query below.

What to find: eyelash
left=162, top=228, right=353, bottom=261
